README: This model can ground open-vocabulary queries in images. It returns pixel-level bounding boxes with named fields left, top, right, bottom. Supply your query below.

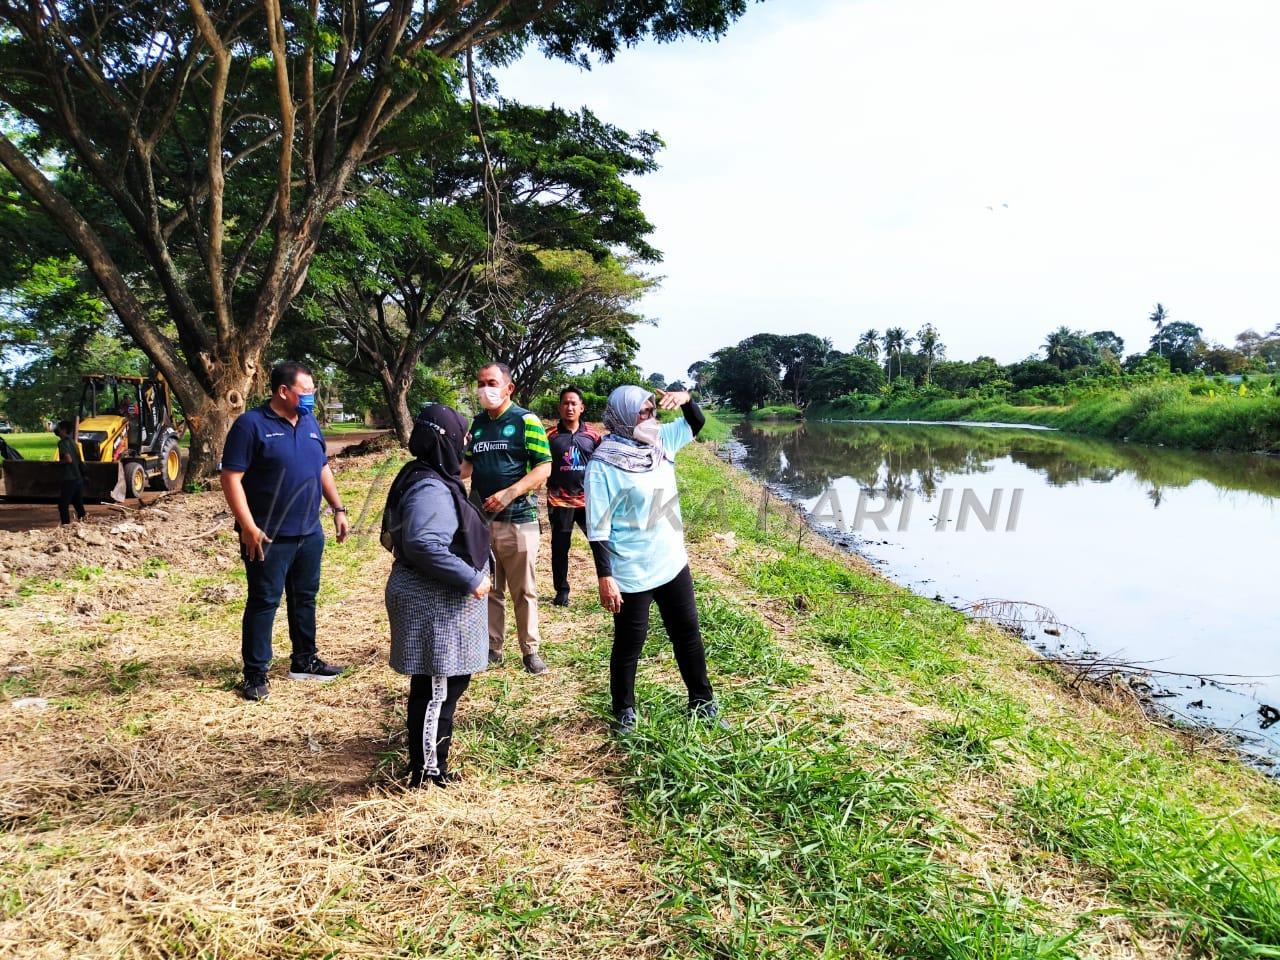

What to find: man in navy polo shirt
left=220, top=361, right=350, bottom=701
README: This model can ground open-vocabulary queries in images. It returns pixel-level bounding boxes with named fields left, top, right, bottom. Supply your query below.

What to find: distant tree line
left=693, top=307, right=1280, bottom=414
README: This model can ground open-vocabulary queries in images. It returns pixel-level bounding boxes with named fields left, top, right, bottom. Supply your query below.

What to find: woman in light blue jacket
left=585, top=385, right=717, bottom=733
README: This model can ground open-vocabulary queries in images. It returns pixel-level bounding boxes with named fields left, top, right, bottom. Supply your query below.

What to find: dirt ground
left=0, top=431, right=388, bottom=534
left=0, top=447, right=679, bottom=958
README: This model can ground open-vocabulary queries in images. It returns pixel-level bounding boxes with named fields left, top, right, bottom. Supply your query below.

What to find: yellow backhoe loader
left=0, top=374, right=184, bottom=502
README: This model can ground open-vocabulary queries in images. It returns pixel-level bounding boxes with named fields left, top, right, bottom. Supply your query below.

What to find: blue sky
left=498, top=0, right=1280, bottom=381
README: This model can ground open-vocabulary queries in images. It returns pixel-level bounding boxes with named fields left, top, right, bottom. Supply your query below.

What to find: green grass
left=2, top=432, right=58, bottom=459
left=648, top=445, right=1280, bottom=957
left=324, top=420, right=378, bottom=433
left=577, top=572, right=1079, bottom=957
left=811, top=383, right=1280, bottom=454
left=2, top=430, right=194, bottom=459
left=563, top=452, right=1092, bottom=956
left=693, top=408, right=733, bottom=442
left=1015, top=767, right=1280, bottom=956
left=747, top=404, right=803, bottom=421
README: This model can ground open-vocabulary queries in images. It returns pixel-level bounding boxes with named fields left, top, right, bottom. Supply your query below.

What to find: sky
left=497, top=0, right=1280, bottom=381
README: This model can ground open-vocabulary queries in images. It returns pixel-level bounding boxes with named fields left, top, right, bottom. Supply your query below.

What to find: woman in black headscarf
left=383, top=404, right=492, bottom=787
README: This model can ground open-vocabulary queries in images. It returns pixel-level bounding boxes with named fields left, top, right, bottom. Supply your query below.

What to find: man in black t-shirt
left=546, top=386, right=608, bottom=606
left=54, top=420, right=87, bottom=525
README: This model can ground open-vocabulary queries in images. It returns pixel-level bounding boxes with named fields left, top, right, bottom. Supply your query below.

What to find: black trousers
left=58, top=477, right=86, bottom=525
left=549, top=505, right=587, bottom=593
left=407, top=674, right=471, bottom=777
left=610, top=565, right=714, bottom=715
left=240, top=530, right=323, bottom=678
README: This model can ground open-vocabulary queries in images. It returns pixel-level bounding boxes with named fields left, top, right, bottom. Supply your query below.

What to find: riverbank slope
left=810, top=383, right=1280, bottom=453
left=0, top=441, right=1276, bottom=957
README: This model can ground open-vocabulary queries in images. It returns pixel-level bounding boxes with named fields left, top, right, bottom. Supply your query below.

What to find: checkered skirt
left=385, top=561, right=488, bottom=677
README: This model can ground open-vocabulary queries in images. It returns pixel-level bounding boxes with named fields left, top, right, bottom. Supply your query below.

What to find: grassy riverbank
left=810, top=383, right=1280, bottom=454
left=1, top=435, right=1277, bottom=957
left=746, top=404, right=804, bottom=421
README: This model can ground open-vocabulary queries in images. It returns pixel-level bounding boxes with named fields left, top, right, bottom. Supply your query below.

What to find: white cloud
left=498, top=0, right=1280, bottom=378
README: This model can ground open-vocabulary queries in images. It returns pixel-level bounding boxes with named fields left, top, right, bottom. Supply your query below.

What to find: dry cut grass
left=0, top=454, right=672, bottom=959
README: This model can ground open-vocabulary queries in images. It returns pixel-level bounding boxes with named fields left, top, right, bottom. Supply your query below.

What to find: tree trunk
left=381, top=365, right=415, bottom=445
left=182, top=359, right=256, bottom=482
left=184, top=399, right=237, bottom=483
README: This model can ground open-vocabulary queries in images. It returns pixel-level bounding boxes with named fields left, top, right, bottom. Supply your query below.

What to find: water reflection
left=736, top=419, right=1280, bottom=505
left=732, top=419, right=1280, bottom=766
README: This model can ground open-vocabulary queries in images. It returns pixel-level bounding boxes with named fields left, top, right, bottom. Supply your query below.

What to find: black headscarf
left=381, top=404, right=491, bottom=571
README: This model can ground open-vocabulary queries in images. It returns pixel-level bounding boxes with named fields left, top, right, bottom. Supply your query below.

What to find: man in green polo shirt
left=462, top=362, right=553, bottom=674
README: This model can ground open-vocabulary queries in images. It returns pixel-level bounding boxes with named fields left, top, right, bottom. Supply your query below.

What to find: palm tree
left=916, top=323, right=943, bottom=383
left=1149, top=303, right=1168, bottom=357
left=1044, top=326, right=1076, bottom=370
left=881, top=327, right=911, bottom=384
left=855, top=329, right=880, bottom=362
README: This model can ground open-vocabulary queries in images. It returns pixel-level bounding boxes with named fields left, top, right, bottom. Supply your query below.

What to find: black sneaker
left=287, top=656, right=344, bottom=681
left=522, top=653, right=549, bottom=675
left=405, top=768, right=461, bottom=789
left=241, top=672, right=269, bottom=702
left=488, top=649, right=503, bottom=667
left=610, top=707, right=637, bottom=735
left=691, top=699, right=728, bottom=729
left=552, top=588, right=570, bottom=607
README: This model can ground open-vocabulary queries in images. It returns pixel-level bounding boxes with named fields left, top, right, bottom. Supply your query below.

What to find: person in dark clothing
left=383, top=404, right=492, bottom=787
left=219, top=361, right=350, bottom=702
left=585, top=386, right=718, bottom=734
left=54, top=420, right=87, bottom=525
left=546, top=386, right=607, bottom=606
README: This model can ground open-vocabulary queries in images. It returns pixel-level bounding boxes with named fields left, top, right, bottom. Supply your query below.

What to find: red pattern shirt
left=546, top=421, right=602, bottom=509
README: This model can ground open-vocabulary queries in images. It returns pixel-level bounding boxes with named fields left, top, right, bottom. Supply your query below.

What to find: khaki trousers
left=488, top=520, right=541, bottom=656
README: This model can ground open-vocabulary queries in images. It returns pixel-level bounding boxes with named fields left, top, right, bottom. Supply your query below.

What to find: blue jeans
left=241, top=528, right=324, bottom=677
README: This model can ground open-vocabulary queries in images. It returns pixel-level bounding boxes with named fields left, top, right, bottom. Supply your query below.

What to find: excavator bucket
left=0, top=460, right=126, bottom=503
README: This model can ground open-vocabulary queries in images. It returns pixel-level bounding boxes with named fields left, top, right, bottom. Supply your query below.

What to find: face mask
left=632, top=418, right=661, bottom=446
left=296, top=392, right=316, bottom=415
left=477, top=386, right=506, bottom=410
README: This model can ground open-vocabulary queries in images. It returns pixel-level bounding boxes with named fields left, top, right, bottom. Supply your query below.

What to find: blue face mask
left=296, top=392, right=316, bottom=416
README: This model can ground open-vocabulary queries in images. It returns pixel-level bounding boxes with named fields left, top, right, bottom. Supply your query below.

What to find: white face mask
left=477, top=385, right=506, bottom=410
left=632, top=418, right=661, bottom=446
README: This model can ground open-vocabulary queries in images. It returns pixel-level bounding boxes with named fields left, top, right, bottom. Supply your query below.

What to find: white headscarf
left=594, top=385, right=669, bottom=473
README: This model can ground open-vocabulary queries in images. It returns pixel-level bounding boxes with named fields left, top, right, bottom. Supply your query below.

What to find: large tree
left=723, top=332, right=829, bottom=408
left=1088, top=330, right=1125, bottom=362
left=1042, top=326, right=1096, bottom=371
left=1149, top=320, right=1203, bottom=374
left=772, top=333, right=830, bottom=408
left=0, top=0, right=751, bottom=476
left=1149, top=303, right=1169, bottom=357
left=706, top=342, right=780, bottom=412
left=915, top=322, right=944, bottom=384
left=465, top=250, right=653, bottom=408
left=294, top=101, right=659, bottom=438
left=685, top=360, right=712, bottom=393
left=855, top=328, right=880, bottom=362
left=809, top=354, right=884, bottom=402
left=881, top=326, right=911, bottom=384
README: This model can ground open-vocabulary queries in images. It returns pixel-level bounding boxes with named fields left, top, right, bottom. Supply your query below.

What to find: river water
left=731, top=419, right=1280, bottom=766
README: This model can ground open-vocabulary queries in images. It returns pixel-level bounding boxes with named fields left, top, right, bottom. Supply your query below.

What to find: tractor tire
left=150, top=437, right=182, bottom=492
left=123, top=459, right=148, bottom=500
